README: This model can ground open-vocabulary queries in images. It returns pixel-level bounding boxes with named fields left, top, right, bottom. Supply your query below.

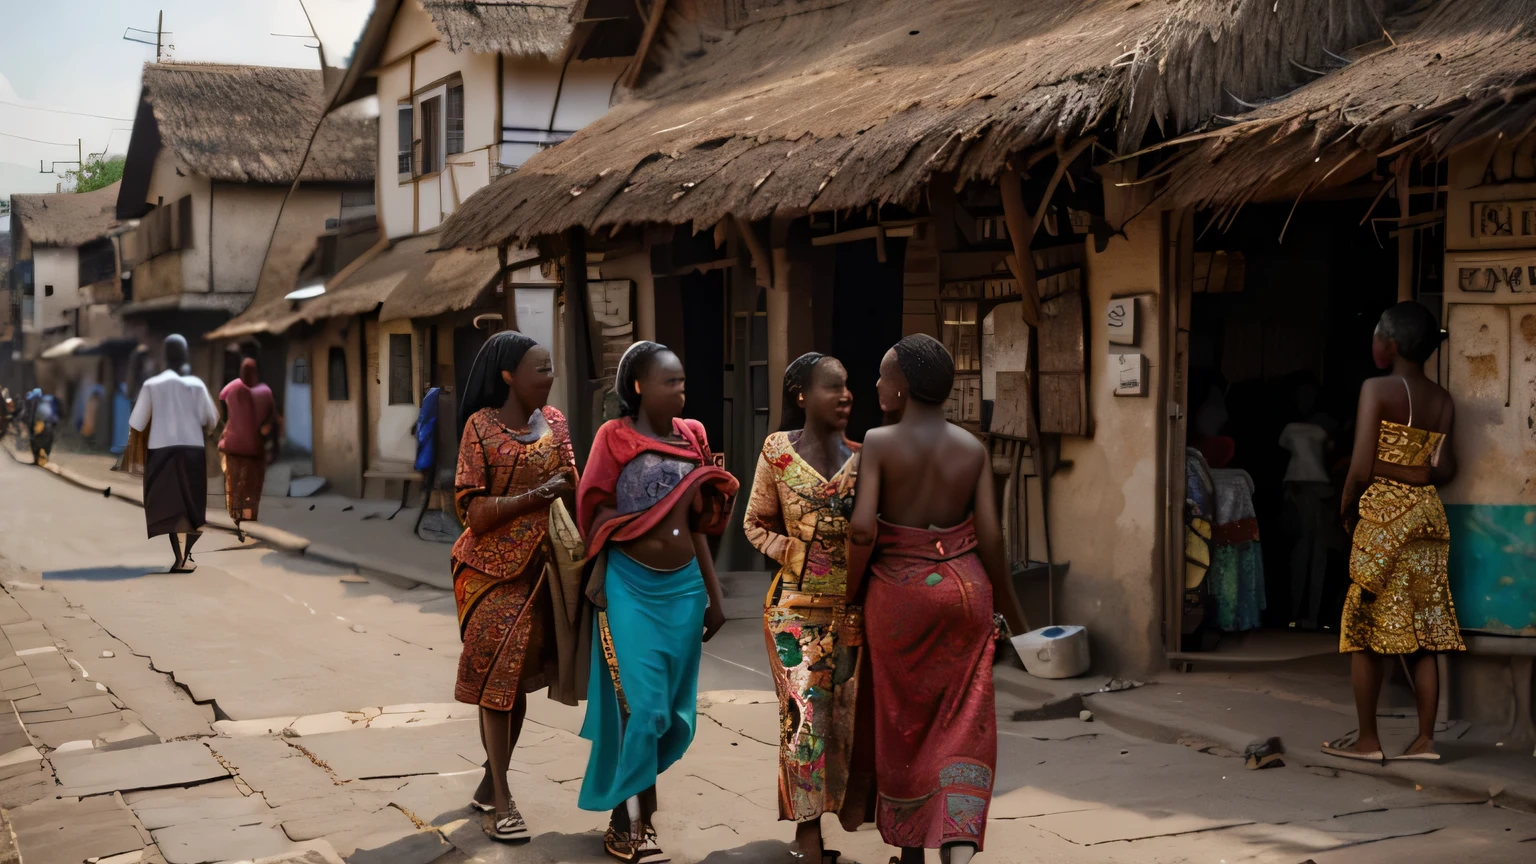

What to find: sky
left=1, top=0, right=373, bottom=201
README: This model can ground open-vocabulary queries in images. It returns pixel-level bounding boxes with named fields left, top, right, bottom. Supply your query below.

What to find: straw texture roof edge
left=11, top=182, right=122, bottom=248
left=440, top=0, right=1389, bottom=248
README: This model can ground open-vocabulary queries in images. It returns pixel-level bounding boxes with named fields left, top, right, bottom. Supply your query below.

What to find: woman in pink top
left=219, top=358, right=279, bottom=539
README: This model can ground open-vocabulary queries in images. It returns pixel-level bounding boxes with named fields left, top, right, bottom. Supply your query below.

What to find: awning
left=377, top=243, right=502, bottom=322
left=205, top=234, right=501, bottom=340
left=118, top=293, right=251, bottom=317
left=40, top=337, right=91, bottom=359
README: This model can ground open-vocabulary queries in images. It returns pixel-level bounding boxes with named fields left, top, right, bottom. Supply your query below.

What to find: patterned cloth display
left=743, top=432, right=871, bottom=827
left=451, top=406, right=577, bottom=710
left=1208, top=468, right=1266, bottom=632
left=865, top=517, right=996, bottom=850
left=1341, top=420, right=1464, bottom=654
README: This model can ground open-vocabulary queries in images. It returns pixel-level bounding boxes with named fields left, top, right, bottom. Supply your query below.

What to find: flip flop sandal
left=469, top=799, right=494, bottom=813
left=1393, top=748, right=1442, bottom=762
left=1321, top=732, right=1384, bottom=764
left=637, top=828, right=670, bottom=864
left=604, top=827, right=644, bottom=863
left=487, top=807, right=530, bottom=843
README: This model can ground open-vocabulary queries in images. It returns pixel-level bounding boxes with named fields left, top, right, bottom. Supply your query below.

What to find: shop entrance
left=1175, top=201, right=1407, bottom=657
left=832, top=236, right=907, bottom=442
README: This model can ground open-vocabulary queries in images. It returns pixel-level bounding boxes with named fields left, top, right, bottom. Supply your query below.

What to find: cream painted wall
left=210, top=184, right=288, bottom=295
left=377, top=2, right=499, bottom=238
left=1439, top=139, right=1536, bottom=508
left=375, top=317, right=419, bottom=465
left=1048, top=213, right=1165, bottom=676
left=31, top=247, right=83, bottom=331
left=132, top=146, right=212, bottom=301
left=500, top=57, right=624, bottom=169
left=312, top=317, right=364, bottom=498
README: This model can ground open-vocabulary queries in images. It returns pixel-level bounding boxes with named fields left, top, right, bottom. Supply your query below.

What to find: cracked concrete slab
left=6, top=792, right=148, bottom=864
left=292, top=723, right=482, bottom=781
left=52, top=740, right=229, bottom=797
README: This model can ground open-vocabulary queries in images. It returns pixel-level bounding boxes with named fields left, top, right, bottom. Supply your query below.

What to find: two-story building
left=115, top=62, right=375, bottom=406
left=6, top=181, right=135, bottom=450
left=210, top=0, right=637, bottom=500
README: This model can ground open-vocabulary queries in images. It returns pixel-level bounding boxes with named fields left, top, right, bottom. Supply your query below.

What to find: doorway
left=1178, top=201, right=1402, bottom=656
left=832, top=236, right=908, bottom=441
left=680, top=269, right=727, bottom=452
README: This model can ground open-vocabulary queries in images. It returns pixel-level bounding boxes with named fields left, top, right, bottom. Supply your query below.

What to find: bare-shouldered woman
left=846, top=335, right=1013, bottom=864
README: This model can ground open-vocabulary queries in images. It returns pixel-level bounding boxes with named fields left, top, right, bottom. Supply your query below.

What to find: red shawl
left=577, top=417, right=739, bottom=589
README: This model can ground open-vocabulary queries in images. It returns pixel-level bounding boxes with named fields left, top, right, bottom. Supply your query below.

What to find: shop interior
left=1180, top=199, right=1435, bottom=655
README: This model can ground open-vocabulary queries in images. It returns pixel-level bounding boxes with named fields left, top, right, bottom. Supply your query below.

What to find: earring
left=897, top=390, right=903, bottom=398
left=633, top=382, right=641, bottom=394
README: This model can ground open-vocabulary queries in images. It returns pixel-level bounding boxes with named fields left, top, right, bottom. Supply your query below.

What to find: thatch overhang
left=12, top=182, right=122, bottom=248
left=1154, top=0, right=1536, bottom=213
left=205, top=233, right=500, bottom=339
left=440, top=0, right=1394, bottom=249
left=424, top=0, right=578, bottom=59
left=117, top=63, right=375, bottom=220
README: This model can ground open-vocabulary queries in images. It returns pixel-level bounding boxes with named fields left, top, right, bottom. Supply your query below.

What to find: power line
left=0, top=100, right=133, bottom=122
left=0, top=130, right=78, bottom=147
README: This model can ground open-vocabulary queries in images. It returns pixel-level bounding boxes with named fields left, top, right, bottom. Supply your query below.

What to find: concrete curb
left=3, top=444, right=451, bottom=590
left=1082, top=686, right=1536, bottom=815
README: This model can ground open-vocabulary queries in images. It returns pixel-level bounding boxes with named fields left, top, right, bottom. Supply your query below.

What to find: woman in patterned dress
left=744, top=352, right=873, bottom=864
left=1323, top=301, right=1462, bottom=764
left=452, top=332, right=577, bottom=842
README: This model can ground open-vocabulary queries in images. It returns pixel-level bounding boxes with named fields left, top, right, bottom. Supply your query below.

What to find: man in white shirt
left=129, top=335, right=219, bottom=572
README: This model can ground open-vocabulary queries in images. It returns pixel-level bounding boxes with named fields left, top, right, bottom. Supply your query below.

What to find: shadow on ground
left=41, top=566, right=166, bottom=581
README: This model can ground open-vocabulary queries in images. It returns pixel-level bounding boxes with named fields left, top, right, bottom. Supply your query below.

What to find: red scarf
left=577, top=417, right=739, bottom=563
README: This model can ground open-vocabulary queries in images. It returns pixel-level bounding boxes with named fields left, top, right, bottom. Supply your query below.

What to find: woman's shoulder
left=760, top=430, right=791, bottom=454
left=540, top=404, right=569, bottom=427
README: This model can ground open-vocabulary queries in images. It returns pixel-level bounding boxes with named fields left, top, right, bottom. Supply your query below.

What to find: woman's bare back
left=866, top=417, right=988, bottom=529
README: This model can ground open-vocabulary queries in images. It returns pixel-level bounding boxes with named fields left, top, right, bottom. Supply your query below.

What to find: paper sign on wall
left=1114, top=352, right=1146, bottom=396
left=1107, top=297, right=1137, bottom=345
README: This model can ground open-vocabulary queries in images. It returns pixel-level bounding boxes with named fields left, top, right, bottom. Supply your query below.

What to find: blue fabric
left=112, top=384, right=132, bottom=454
left=413, top=387, right=439, bottom=472
left=1211, top=542, right=1266, bottom=632
left=578, top=550, right=706, bottom=812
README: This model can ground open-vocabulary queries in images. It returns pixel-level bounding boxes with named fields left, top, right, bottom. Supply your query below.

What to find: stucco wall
left=250, top=186, right=346, bottom=307
left=311, top=317, right=364, bottom=498
left=1439, top=139, right=1536, bottom=637
left=1048, top=213, right=1165, bottom=675
left=209, top=184, right=288, bottom=296
left=31, top=247, right=82, bottom=331
left=132, top=146, right=212, bottom=301
left=378, top=2, right=499, bottom=238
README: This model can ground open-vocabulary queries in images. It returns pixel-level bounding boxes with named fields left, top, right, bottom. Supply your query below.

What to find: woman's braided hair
left=779, top=351, right=825, bottom=431
left=614, top=340, right=670, bottom=418
left=893, top=334, right=954, bottom=405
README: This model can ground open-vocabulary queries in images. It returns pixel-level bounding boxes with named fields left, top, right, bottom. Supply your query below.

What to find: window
left=292, top=356, right=309, bottom=385
left=397, top=103, right=414, bottom=176
left=327, top=347, right=348, bottom=401
left=388, top=333, right=413, bottom=404
left=78, top=238, right=116, bottom=287
left=44, top=285, right=54, bottom=297
left=446, top=84, right=464, bottom=156
left=420, top=96, right=442, bottom=175
left=142, top=195, right=193, bottom=261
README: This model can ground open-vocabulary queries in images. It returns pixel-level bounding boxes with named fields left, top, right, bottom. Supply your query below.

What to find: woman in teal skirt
left=575, top=341, right=739, bottom=863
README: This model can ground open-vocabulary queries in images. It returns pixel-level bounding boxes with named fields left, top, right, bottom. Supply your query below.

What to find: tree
left=66, top=155, right=126, bottom=194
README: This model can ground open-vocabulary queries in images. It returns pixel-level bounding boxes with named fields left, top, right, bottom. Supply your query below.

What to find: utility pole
left=123, top=11, right=170, bottom=62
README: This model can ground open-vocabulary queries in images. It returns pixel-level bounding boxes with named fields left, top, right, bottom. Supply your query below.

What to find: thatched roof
left=1158, top=0, right=1536, bottom=210
left=441, top=0, right=1389, bottom=247
left=138, top=63, right=375, bottom=185
left=11, top=182, right=122, bottom=248
left=207, top=234, right=500, bottom=338
left=424, top=0, right=578, bottom=59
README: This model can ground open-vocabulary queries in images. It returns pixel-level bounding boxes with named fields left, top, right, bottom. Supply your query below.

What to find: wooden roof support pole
left=1395, top=155, right=1413, bottom=301
left=1000, top=166, right=1041, bottom=327
left=624, top=0, right=669, bottom=90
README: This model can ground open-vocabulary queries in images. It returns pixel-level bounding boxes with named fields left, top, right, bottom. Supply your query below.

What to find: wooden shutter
left=388, top=333, right=413, bottom=404
left=420, top=97, right=441, bottom=175
left=1037, top=288, right=1089, bottom=436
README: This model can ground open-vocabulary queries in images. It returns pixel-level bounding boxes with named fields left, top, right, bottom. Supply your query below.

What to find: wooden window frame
left=327, top=346, right=349, bottom=401
left=388, top=333, right=414, bottom=405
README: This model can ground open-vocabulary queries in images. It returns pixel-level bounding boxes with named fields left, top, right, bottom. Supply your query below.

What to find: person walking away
left=744, top=352, right=873, bottom=862
left=450, top=332, right=578, bottom=842
left=576, top=341, right=738, bottom=863
left=219, top=358, right=278, bottom=542
left=29, top=390, right=61, bottom=467
left=129, top=335, right=219, bottom=573
left=846, top=334, right=1014, bottom=864
left=1322, top=301, right=1462, bottom=763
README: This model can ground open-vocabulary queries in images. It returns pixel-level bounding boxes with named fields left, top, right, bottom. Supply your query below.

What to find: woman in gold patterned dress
left=744, top=352, right=872, bottom=863
left=1324, top=302, right=1462, bottom=764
